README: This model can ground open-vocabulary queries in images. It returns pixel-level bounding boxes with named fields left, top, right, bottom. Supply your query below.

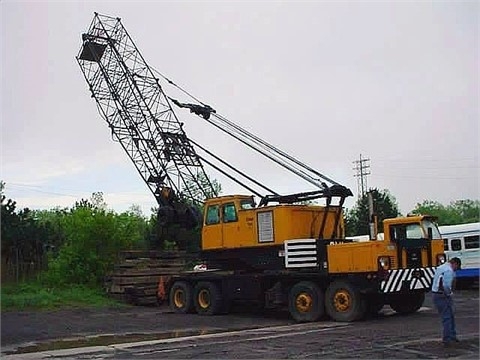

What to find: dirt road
left=2, top=289, right=478, bottom=358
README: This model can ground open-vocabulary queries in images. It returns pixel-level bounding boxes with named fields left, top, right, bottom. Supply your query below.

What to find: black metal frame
left=76, top=13, right=216, bottom=207
left=77, top=13, right=355, bottom=216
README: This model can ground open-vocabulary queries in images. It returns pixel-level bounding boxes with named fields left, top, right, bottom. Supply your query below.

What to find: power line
left=353, top=154, right=370, bottom=197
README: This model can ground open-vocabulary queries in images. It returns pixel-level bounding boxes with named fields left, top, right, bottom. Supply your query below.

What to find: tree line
left=344, top=188, right=479, bottom=236
left=1, top=180, right=478, bottom=286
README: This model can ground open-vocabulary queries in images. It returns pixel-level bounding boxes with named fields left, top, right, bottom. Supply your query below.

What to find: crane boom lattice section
left=76, top=13, right=215, bottom=207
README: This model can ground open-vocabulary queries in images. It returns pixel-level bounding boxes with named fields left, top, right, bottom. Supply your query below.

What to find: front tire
left=366, top=294, right=385, bottom=317
left=288, top=281, right=324, bottom=322
left=389, top=292, right=425, bottom=315
left=325, top=280, right=366, bottom=322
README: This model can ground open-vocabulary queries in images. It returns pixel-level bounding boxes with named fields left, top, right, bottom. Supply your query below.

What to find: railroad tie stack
left=105, top=250, right=194, bottom=306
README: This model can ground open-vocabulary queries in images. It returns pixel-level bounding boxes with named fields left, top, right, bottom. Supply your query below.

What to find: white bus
left=439, top=222, right=479, bottom=284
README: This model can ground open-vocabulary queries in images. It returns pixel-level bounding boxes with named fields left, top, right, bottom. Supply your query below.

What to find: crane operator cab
left=200, top=193, right=346, bottom=271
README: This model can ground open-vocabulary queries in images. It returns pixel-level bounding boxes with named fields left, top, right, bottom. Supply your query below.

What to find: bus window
left=465, top=235, right=479, bottom=249
left=443, top=238, right=449, bottom=251
left=451, top=239, right=461, bottom=251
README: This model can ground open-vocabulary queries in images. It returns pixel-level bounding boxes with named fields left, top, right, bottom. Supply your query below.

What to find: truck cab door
left=221, top=202, right=241, bottom=248
left=202, top=203, right=223, bottom=250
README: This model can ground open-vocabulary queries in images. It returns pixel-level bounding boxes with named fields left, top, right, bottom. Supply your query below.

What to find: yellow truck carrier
left=163, top=191, right=445, bottom=322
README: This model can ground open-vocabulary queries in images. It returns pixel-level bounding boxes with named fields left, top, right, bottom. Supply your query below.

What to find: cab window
left=406, top=224, right=423, bottom=239
left=222, top=203, right=237, bottom=223
left=422, top=220, right=441, bottom=239
left=205, top=205, right=220, bottom=225
left=240, top=198, right=255, bottom=210
left=390, top=223, right=425, bottom=241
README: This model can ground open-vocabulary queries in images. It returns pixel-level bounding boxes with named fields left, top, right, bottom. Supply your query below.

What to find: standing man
left=431, top=257, right=462, bottom=347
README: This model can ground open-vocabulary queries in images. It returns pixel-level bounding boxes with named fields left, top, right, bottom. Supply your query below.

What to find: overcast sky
left=1, top=0, right=478, bottom=216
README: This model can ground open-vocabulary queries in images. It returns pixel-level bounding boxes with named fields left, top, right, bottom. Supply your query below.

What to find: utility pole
left=353, top=154, right=370, bottom=197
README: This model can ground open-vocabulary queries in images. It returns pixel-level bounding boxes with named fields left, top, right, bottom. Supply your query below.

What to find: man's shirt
left=431, top=262, right=455, bottom=295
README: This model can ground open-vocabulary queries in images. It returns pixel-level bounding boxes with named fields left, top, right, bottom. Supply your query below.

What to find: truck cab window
left=406, top=224, right=423, bottom=239
left=422, top=220, right=442, bottom=239
left=223, top=203, right=238, bottom=223
left=240, top=198, right=255, bottom=210
left=390, top=224, right=425, bottom=241
left=390, top=226, right=406, bottom=241
left=206, top=205, right=220, bottom=225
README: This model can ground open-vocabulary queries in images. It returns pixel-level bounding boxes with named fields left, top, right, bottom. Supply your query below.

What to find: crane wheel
left=288, top=281, right=324, bottom=322
left=194, top=281, right=224, bottom=315
left=325, top=280, right=366, bottom=322
left=169, top=281, right=194, bottom=314
left=389, top=292, right=425, bottom=315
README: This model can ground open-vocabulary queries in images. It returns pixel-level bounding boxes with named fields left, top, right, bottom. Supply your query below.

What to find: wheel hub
left=174, top=289, right=185, bottom=308
left=295, top=292, right=313, bottom=313
left=333, top=290, right=351, bottom=312
left=198, top=289, right=211, bottom=309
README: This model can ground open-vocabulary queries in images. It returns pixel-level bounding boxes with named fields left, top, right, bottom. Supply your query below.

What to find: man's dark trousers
left=433, top=293, right=457, bottom=343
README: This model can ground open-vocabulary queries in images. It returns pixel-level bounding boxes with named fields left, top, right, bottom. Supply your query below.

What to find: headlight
left=378, top=256, right=391, bottom=270
left=436, top=254, right=446, bottom=265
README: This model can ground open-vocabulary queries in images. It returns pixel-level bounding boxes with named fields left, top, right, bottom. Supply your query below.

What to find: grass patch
left=0, top=281, right=124, bottom=312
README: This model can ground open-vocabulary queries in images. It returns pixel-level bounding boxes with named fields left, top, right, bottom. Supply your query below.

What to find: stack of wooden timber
left=105, top=250, right=197, bottom=306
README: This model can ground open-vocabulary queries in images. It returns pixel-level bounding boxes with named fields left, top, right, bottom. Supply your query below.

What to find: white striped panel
left=285, top=238, right=318, bottom=268
left=286, top=262, right=318, bottom=268
left=380, top=267, right=436, bottom=293
left=287, top=257, right=317, bottom=262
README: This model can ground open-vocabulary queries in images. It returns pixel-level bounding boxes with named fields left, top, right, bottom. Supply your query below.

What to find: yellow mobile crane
left=77, top=13, right=446, bottom=322
left=168, top=197, right=444, bottom=321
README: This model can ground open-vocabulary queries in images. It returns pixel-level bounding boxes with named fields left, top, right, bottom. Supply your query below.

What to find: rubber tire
left=390, top=292, right=425, bottom=315
left=288, top=281, right=325, bottom=322
left=325, top=280, right=366, bottom=322
left=169, top=281, right=194, bottom=314
left=194, top=281, right=223, bottom=315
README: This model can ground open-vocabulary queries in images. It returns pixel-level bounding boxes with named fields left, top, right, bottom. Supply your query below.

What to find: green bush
left=43, top=205, right=148, bottom=286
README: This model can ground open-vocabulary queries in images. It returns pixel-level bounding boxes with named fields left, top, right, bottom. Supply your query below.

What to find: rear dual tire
left=194, top=281, right=225, bottom=315
left=325, top=280, right=366, bottom=322
left=288, top=281, right=325, bottom=322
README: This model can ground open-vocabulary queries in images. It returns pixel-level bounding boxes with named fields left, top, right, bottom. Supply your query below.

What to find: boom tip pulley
left=169, top=97, right=216, bottom=120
